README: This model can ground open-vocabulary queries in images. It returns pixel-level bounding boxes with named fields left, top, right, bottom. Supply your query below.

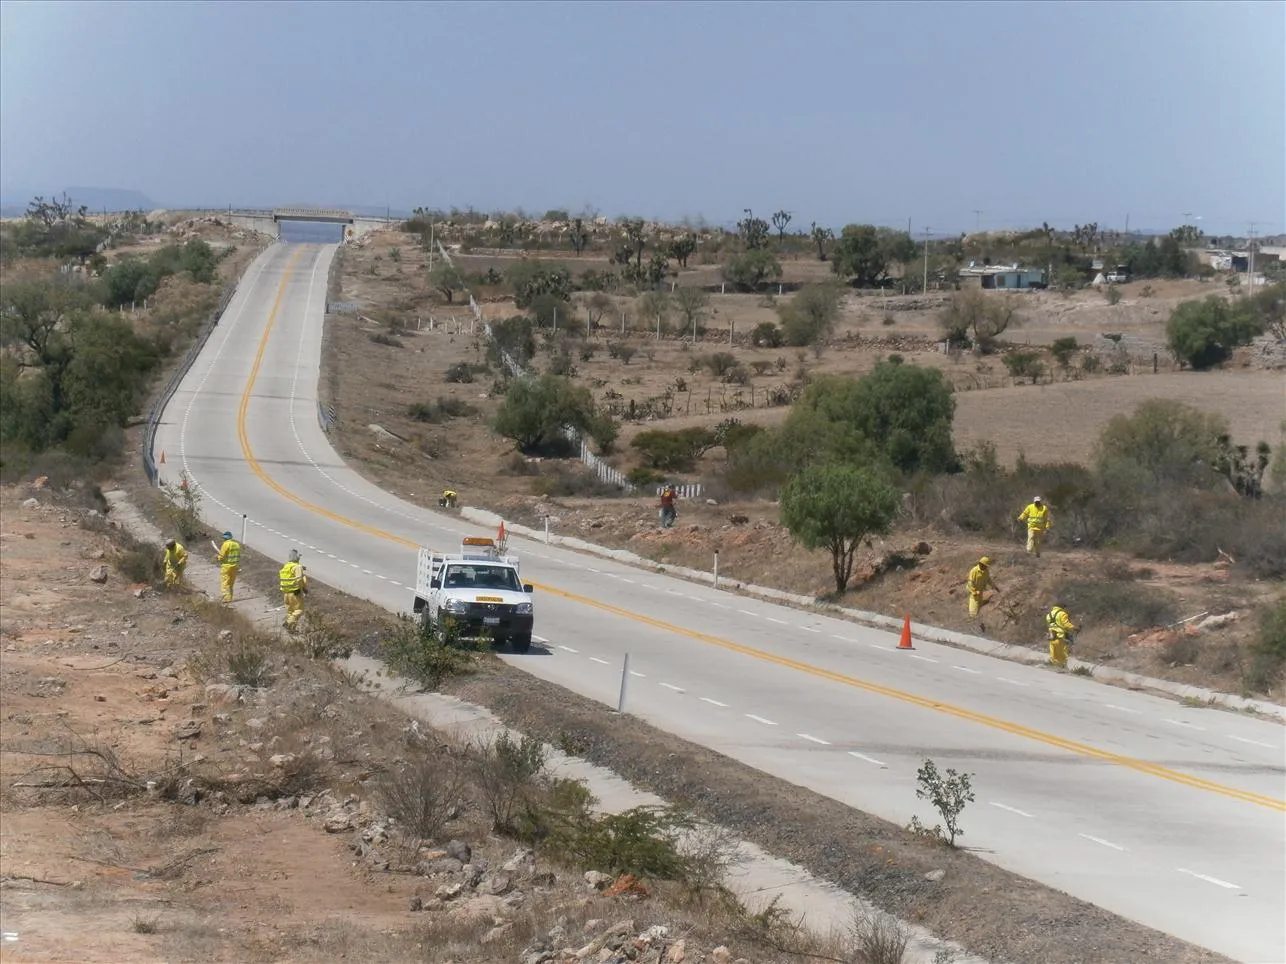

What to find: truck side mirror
left=523, top=584, right=534, bottom=594
left=430, top=577, right=440, bottom=589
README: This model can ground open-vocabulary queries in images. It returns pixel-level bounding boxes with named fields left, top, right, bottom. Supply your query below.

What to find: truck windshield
left=442, top=564, right=522, bottom=592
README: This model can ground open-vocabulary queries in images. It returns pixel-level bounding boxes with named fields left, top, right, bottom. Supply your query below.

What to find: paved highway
left=154, top=243, right=1286, bottom=963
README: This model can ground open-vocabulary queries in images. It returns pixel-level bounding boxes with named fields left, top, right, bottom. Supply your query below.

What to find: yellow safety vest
left=1021, top=504, right=1050, bottom=530
left=165, top=544, right=187, bottom=567
left=279, top=562, right=303, bottom=593
left=219, top=539, right=241, bottom=567
left=1046, top=607, right=1073, bottom=637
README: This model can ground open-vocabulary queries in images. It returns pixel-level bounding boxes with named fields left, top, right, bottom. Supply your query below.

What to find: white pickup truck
left=411, top=536, right=535, bottom=653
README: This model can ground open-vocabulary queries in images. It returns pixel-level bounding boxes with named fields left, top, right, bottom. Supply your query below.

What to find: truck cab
left=412, top=537, right=535, bottom=653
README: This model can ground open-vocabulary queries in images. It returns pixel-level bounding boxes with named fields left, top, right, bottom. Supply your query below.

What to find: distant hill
left=0, top=186, right=157, bottom=216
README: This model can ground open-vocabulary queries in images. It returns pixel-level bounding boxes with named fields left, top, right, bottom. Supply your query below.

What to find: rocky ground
left=0, top=482, right=892, bottom=964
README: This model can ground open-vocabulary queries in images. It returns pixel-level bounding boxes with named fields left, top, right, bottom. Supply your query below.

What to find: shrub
left=908, top=758, right=975, bottom=847
left=631, top=427, right=717, bottom=471
left=702, top=352, right=739, bottom=377
left=722, top=249, right=782, bottom=291
left=116, top=543, right=163, bottom=585
left=530, top=466, right=623, bottom=498
left=376, top=752, right=464, bottom=839
left=627, top=466, right=665, bottom=487
left=369, top=331, right=402, bottom=347
left=444, top=362, right=475, bottom=383
left=1003, top=350, right=1045, bottom=384
left=1105, top=285, right=1122, bottom=305
left=1094, top=398, right=1227, bottom=488
left=380, top=615, right=484, bottom=690
left=778, top=282, right=843, bottom=348
left=1166, top=295, right=1263, bottom=370
left=1253, top=598, right=1286, bottom=667
left=226, top=641, right=274, bottom=687
left=1051, top=578, right=1179, bottom=630
left=1050, top=336, right=1079, bottom=371
left=472, top=731, right=547, bottom=833
left=751, top=322, right=783, bottom=347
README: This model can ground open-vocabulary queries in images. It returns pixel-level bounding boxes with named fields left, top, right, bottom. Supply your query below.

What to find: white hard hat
left=1033, top=495, right=1043, bottom=502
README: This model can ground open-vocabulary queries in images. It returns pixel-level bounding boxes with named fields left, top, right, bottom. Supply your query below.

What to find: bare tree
left=810, top=222, right=834, bottom=261
left=674, top=286, right=710, bottom=340
left=568, top=217, right=590, bottom=256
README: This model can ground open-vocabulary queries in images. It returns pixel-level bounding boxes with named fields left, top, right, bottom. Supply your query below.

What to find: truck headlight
left=515, top=602, right=533, bottom=615
left=443, top=598, right=469, bottom=614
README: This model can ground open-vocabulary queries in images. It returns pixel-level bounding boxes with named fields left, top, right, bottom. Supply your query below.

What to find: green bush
left=1254, top=599, right=1286, bottom=666
left=1003, top=350, right=1045, bottom=384
left=631, top=427, right=716, bottom=471
left=1166, top=296, right=1263, bottom=370
left=778, top=283, right=843, bottom=348
left=1050, top=578, right=1179, bottom=631
left=380, top=615, right=484, bottom=690
left=408, top=397, right=478, bottom=422
left=751, top=321, right=783, bottom=347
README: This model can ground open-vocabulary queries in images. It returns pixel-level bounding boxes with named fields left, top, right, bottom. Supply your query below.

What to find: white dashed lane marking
left=557, top=645, right=579, bottom=654
left=699, top=697, right=728, bottom=708
left=1163, top=719, right=1206, bottom=731
left=848, top=751, right=887, bottom=768
left=798, top=733, right=831, bottom=745
left=954, top=665, right=983, bottom=674
left=589, top=657, right=610, bottom=665
left=745, top=714, right=777, bottom=726
left=1105, top=704, right=1142, bottom=715
left=1229, top=735, right=1276, bottom=749
left=997, top=677, right=1028, bottom=687
left=1079, top=833, right=1126, bottom=852
left=990, top=802, right=1034, bottom=818
left=907, top=653, right=938, bottom=663
left=659, top=682, right=684, bottom=693
left=1177, top=868, right=1241, bottom=890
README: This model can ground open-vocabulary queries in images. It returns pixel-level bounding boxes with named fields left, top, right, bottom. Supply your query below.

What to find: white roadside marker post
left=617, top=653, right=631, bottom=713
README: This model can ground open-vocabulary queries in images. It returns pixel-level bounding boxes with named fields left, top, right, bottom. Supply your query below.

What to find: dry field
left=320, top=230, right=1285, bottom=700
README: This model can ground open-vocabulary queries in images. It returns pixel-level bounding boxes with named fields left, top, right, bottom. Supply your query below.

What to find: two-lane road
left=155, top=243, right=1286, bottom=963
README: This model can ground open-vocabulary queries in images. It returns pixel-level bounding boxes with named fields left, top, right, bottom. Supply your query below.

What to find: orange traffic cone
left=897, top=614, right=914, bottom=650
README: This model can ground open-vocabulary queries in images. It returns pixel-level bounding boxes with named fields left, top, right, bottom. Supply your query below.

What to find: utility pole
left=1247, top=223, right=1258, bottom=298
left=922, top=227, right=931, bottom=293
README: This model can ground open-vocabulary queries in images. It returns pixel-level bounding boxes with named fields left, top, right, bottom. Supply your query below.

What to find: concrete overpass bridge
left=227, top=207, right=391, bottom=241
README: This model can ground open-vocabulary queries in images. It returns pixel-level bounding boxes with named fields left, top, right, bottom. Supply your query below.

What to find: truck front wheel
left=510, top=634, right=532, bottom=654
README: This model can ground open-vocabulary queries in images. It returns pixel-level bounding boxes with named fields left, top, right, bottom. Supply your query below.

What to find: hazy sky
left=2, top=0, right=1283, bottom=234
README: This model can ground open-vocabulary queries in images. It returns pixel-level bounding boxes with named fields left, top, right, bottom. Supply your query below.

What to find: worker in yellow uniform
left=1017, top=496, right=1051, bottom=556
left=214, top=530, right=241, bottom=602
left=278, top=549, right=308, bottom=632
left=439, top=489, right=458, bottom=508
left=162, top=540, right=188, bottom=589
left=1046, top=602, right=1077, bottom=668
left=966, top=556, right=1001, bottom=631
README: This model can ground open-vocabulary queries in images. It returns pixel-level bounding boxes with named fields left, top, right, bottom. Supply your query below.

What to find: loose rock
left=89, top=565, right=108, bottom=584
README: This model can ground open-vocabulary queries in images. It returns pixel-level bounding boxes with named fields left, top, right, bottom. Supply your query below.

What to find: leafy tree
left=1094, top=398, right=1228, bottom=488
left=1002, top=350, right=1045, bottom=384
left=667, top=233, right=697, bottom=269
left=1050, top=336, right=1079, bottom=374
left=429, top=262, right=464, bottom=303
left=1242, top=284, right=1285, bottom=341
left=631, top=427, right=717, bottom=471
left=778, top=282, right=843, bottom=348
left=810, top=222, right=834, bottom=261
left=636, top=290, right=671, bottom=334
left=529, top=292, right=576, bottom=330
left=830, top=224, right=915, bottom=288
left=722, top=249, right=782, bottom=291
left=621, top=217, right=648, bottom=271
left=507, top=259, right=572, bottom=309
left=793, top=362, right=958, bottom=474
left=488, top=315, right=536, bottom=368
left=779, top=463, right=900, bottom=592
left=492, top=373, right=600, bottom=455
left=938, top=289, right=1021, bottom=351
left=674, top=286, right=709, bottom=338
left=751, top=321, right=783, bottom=347
left=771, top=210, right=792, bottom=244
left=13, top=194, right=106, bottom=260
left=1166, top=295, right=1263, bottom=370
left=737, top=212, right=770, bottom=250
left=584, top=291, right=614, bottom=329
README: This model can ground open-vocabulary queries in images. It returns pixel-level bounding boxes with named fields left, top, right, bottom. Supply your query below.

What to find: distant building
left=958, top=263, right=1047, bottom=290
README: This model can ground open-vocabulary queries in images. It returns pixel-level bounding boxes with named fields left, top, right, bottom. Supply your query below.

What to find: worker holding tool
left=1045, top=602, right=1077, bottom=668
left=439, top=489, right=458, bottom=508
left=278, top=549, right=308, bottom=632
left=967, top=556, right=1001, bottom=631
left=1017, top=496, right=1051, bottom=556
left=213, top=530, right=241, bottom=602
left=162, top=540, right=188, bottom=589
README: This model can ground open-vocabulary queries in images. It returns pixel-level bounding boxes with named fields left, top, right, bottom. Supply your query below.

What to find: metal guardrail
left=141, top=282, right=239, bottom=485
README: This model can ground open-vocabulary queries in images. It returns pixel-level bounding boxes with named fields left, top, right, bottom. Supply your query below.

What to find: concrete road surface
left=154, top=243, right=1286, bottom=964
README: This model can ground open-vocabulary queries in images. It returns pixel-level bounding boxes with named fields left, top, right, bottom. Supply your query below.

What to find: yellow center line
left=232, top=250, right=1285, bottom=815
